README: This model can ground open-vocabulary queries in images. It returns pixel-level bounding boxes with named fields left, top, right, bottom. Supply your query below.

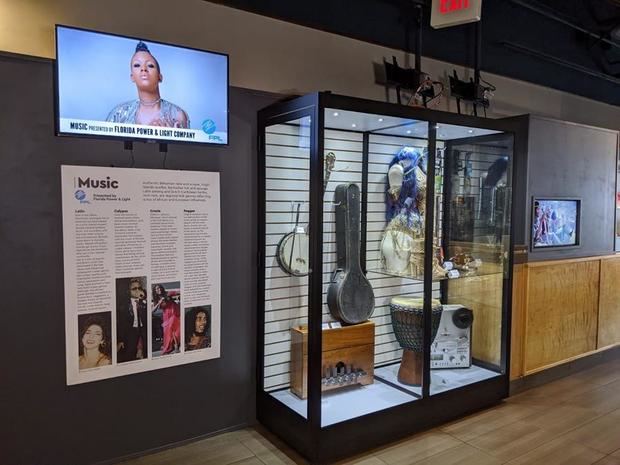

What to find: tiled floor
left=118, top=358, right=620, bottom=465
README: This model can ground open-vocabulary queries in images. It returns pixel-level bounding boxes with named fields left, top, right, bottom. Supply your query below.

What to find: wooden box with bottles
left=290, top=321, right=375, bottom=399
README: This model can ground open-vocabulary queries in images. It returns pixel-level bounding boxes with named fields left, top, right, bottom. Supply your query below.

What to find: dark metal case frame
left=257, top=92, right=525, bottom=463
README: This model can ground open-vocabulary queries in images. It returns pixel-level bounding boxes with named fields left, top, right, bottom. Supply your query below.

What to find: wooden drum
left=390, top=296, right=443, bottom=386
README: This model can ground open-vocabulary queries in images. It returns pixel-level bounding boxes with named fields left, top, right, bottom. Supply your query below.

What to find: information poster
left=62, top=165, right=220, bottom=385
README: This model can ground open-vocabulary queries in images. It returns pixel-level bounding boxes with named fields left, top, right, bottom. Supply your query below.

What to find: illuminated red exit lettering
left=440, top=0, right=470, bottom=14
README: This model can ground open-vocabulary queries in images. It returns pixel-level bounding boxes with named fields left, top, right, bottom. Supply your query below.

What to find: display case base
left=258, top=374, right=508, bottom=464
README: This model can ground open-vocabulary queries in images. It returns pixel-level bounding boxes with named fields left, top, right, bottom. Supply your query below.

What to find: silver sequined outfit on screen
left=106, top=99, right=190, bottom=128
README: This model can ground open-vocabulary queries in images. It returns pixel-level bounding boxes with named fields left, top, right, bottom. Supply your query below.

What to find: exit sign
left=431, top=0, right=482, bottom=29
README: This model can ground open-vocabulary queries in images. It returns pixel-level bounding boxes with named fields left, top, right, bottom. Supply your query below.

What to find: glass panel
left=616, top=152, right=620, bottom=251
left=376, top=128, right=434, bottom=399
left=429, top=124, right=513, bottom=395
left=262, top=115, right=312, bottom=420
left=319, top=109, right=428, bottom=427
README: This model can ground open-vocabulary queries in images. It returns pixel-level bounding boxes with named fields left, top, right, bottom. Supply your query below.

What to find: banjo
left=327, top=183, right=375, bottom=324
left=275, top=152, right=337, bottom=277
left=276, top=203, right=309, bottom=276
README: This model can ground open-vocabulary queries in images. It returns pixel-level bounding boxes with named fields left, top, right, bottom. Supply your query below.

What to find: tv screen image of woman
left=152, top=282, right=181, bottom=357
left=55, top=26, right=229, bottom=144
left=107, top=41, right=190, bottom=128
left=77, top=312, right=112, bottom=370
left=185, top=306, right=212, bottom=351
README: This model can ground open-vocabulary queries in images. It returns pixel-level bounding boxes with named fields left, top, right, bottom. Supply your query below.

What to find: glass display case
left=257, top=93, right=521, bottom=463
left=616, top=151, right=620, bottom=251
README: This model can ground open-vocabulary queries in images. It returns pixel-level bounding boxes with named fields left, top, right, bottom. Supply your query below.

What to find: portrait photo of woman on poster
left=151, top=282, right=181, bottom=356
left=78, top=313, right=112, bottom=370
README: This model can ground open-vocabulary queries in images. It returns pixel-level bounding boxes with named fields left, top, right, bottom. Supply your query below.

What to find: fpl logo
left=74, top=190, right=89, bottom=204
left=440, top=0, right=470, bottom=14
left=202, top=119, right=223, bottom=142
left=202, top=119, right=217, bottom=135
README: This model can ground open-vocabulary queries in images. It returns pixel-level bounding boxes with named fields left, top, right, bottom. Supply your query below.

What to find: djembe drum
left=390, top=297, right=443, bottom=386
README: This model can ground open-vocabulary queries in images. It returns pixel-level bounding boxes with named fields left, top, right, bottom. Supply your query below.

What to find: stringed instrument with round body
left=327, top=183, right=375, bottom=324
left=275, top=152, right=337, bottom=277
left=276, top=203, right=309, bottom=276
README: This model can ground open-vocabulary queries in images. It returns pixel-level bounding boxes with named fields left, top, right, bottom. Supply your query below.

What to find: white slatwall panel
left=263, top=125, right=441, bottom=391
left=264, top=123, right=310, bottom=391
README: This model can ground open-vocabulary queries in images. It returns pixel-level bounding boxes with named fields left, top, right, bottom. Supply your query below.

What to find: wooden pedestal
left=398, top=349, right=423, bottom=386
left=290, top=321, right=375, bottom=399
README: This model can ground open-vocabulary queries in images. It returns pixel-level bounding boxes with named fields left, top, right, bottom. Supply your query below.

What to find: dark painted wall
left=213, top=0, right=620, bottom=106
left=502, top=115, right=530, bottom=248
left=0, top=54, right=278, bottom=465
left=525, top=116, right=618, bottom=261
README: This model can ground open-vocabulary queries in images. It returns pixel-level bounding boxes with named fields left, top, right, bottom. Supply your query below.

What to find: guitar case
left=327, top=184, right=375, bottom=324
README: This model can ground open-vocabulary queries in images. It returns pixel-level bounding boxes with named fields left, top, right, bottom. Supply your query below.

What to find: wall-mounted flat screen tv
left=531, top=198, right=581, bottom=249
left=55, top=25, right=228, bottom=145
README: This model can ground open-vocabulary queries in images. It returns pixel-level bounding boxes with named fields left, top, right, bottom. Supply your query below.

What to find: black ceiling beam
left=510, top=0, right=620, bottom=51
left=502, top=41, right=620, bottom=84
left=209, top=0, right=620, bottom=106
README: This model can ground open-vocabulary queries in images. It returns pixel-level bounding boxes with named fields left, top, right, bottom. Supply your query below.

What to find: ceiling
left=210, top=0, right=620, bottom=106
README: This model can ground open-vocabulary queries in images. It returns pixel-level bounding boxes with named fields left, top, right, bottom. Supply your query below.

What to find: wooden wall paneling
left=598, top=256, right=620, bottom=349
left=447, top=268, right=503, bottom=366
left=510, top=263, right=528, bottom=380
left=524, top=259, right=600, bottom=373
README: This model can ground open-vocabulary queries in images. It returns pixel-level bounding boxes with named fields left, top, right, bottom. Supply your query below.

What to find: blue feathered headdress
left=386, top=147, right=425, bottom=223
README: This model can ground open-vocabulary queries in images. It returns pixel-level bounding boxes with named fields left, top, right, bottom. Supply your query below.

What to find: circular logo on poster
left=202, top=119, right=217, bottom=135
left=75, top=190, right=87, bottom=201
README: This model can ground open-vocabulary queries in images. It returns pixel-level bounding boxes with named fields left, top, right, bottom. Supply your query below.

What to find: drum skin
left=390, top=297, right=443, bottom=352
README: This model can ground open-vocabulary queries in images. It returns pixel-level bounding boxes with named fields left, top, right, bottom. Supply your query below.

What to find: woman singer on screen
left=107, top=41, right=190, bottom=128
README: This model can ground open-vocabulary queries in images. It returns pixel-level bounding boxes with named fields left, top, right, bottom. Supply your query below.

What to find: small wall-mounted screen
left=55, top=25, right=228, bottom=145
left=531, top=198, right=580, bottom=249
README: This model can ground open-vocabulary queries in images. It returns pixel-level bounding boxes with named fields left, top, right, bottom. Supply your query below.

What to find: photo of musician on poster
left=185, top=305, right=212, bottom=352
left=152, top=281, right=181, bottom=357
left=115, top=276, right=148, bottom=363
left=77, top=312, right=112, bottom=371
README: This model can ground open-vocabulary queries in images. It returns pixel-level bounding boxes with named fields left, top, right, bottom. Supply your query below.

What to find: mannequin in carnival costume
left=380, top=147, right=445, bottom=278
left=385, top=147, right=427, bottom=223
